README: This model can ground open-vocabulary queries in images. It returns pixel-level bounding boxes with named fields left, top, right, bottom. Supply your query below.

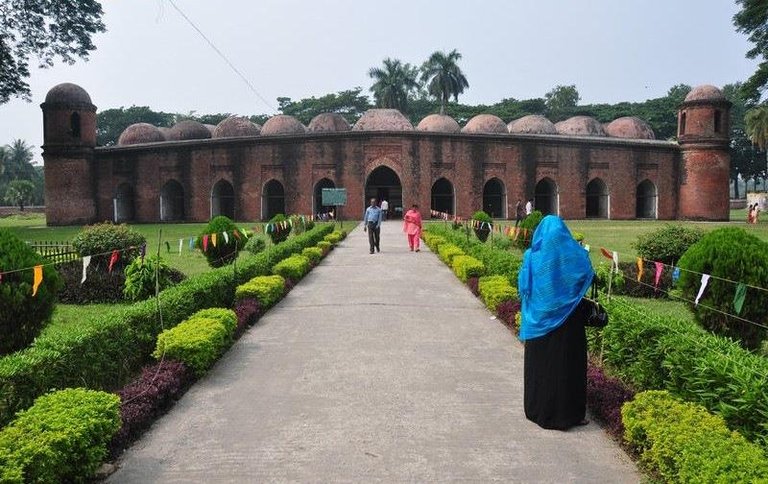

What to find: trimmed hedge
left=421, top=232, right=447, bottom=252
left=622, top=390, right=768, bottom=483
left=478, top=275, right=518, bottom=311
left=235, top=275, right=286, bottom=309
left=0, top=224, right=334, bottom=426
left=451, top=255, right=485, bottom=282
left=317, top=240, right=332, bottom=254
left=324, top=231, right=344, bottom=245
left=302, top=246, right=323, bottom=265
left=0, top=388, right=121, bottom=483
left=437, top=243, right=464, bottom=265
left=272, top=254, right=311, bottom=281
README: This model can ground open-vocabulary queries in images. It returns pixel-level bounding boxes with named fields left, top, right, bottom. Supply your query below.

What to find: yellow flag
left=636, top=257, right=644, bottom=282
left=32, top=265, right=43, bottom=296
left=211, top=233, right=218, bottom=247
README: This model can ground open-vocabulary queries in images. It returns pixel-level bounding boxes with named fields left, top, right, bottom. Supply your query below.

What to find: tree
left=544, top=85, right=581, bottom=121
left=0, top=0, right=106, bottom=104
left=420, top=49, right=470, bottom=115
left=96, top=106, right=176, bottom=146
left=734, top=0, right=768, bottom=103
left=723, top=82, right=756, bottom=198
left=277, top=88, right=373, bottom=124
left=368, top=58, right=420, bottom=113
left=1, top=139, right=35, bottom=180
left=4, top=179, right=35, bottom=210
left=746, top=105, right=768, bottom=150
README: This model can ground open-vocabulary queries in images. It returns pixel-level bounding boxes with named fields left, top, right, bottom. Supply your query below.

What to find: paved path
left=109, top=221, right=639, bottom=483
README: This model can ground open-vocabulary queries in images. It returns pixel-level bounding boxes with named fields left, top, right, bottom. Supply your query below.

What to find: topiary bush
left=478, top=275, right=518, bottom=311
left=678, top=227, right=768, bottom=350
left=235, top=275, right=286, bottom=309
left=0, top=229, right=62, bottom=355
left=472, top=210, right=492, bottom=242
left=0, top=388, right=121, bottom=483
left=323, top=232, right=343, bottom=245
left=451, top=255, right=486, bottom=282
left=317, top=240, right=332, bottom=255
left=421, top=232, right=446, bottom=252
left=234, top=298, right=261, bottom=330
left=302, top=246, right=323, bottom=265
left=272, top=254, right=311, bottom=281
left=72, top=222, right=146, bottom=269
left=437, top=243, right=464, bottom=265
left=244, top=235, right=267, bottom=256
left=123, top=255, right=179, bottom=302
left=196, top=216, right=244, bottom=268
left=586, top=363, right=634, bottom=439
left=496, top=300, right=521, bottom=329
left=153, top=312, right=234, bottom=376
left=514, top=210, right=543, bottom=249
left=633, top=224, right=704, bottom=265
left=267, top=213, right=291, bottom=244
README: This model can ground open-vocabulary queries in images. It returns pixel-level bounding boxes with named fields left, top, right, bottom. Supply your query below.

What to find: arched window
left=586, top=178, right=609, bottom=218
left=534, top=178, right=558, bottom=216
left=431, top=178, right=454, bottom=216
left=211, top=179, right=235, bottom=219
left=262, top=179, right=285, bottom=220
left=482, top=178, right=506, bottom=218
left=636, top=180, right=657, bottom=219
left=714, top=110, right=722, bottom=133
left=365, top=166, right=402, bottom=218
left=680, top=112, right=687, bottom=136
left=160, top=180, right=185, bottom=221
left=114, top=183, right=135, bottom=222
left=313, top=178, right=335, bottom=216
left=70, top=112, right=81, bottom=139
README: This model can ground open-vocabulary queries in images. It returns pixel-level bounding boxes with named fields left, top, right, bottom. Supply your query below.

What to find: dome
left=461, top=114, right=508, bottom=134
left=416, top=114, right=461, bottom=133
left=44, top=82, right=92, bottom=105
left=554, top=116, right=606, bottom=137
left=604, top=117, right=656, bottom=140
left=684, top=85, right=726, bottom=103
left=307, top=113, right=351, bottom=132
left=166, top=120, right=212, bottom=141
left=204, top=124, right=217, bottom=135
left=507, top=115, right=557, bottom=135
left=117, top=123, right=165, bottom=146
left=261, top=115, right=307, bottom=135
left=213, top=116, right=261, bottom=138
left=158, top=127, right=172, bottom=140
left=353, top=109, right=414, bottom=131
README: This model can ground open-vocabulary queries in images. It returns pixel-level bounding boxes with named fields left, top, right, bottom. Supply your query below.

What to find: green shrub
left=123, top=255, right=176, bottom=301
left=195, top=216, right=244, bottom=268
left=478, top=275, right=519, bottom=310
left=324, top=232, right=343, bottom=244
left=267, top=214, right=291, bottom=244
left=594, top=261, right=626, bottom=293
left=190, top=308, right=237, bottom=334
left=302, top=247, right=323, bottom=264
left=0, top=388, right=120, bottom=483
left=72, top=222, right=146, bottom=268
left=678, top=227, right=768, bottom=350
left=451, top=255, right=486, bottom=282
left=235, top=275, right=286, bottom=308
left=153, top=313, right=233, bottom=376
left=622, top=390, right=768, bottom=483
left=317, top=240, right=332, bottom=254
left=272, top=254, right=311, bottom=281
left=437, top=243, right=464, bottom=265
left=289, top=215, right=306, bottom=235
left=0, top=229, right=62, bottom=355
left=472, top=210, right=492, bottom=242
left=514, top=210, right=543, bottom=249
left=633, top=224, right=703, bottom=265
left=421, top=232, right=446, bottom=252
left=244, top=235, right=267, bottom=255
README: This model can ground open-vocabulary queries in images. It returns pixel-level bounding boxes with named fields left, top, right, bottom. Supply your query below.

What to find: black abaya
left=523, top=299, right=589, bottom=430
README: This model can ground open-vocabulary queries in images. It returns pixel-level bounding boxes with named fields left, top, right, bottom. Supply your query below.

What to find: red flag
left=233, top=229, right=241, bottom=240
left=108, top=250, right=119, bottom=273
left=654, top=261, right=664, bottom=289
left=202, top=235, right=209, bottom=252
left=600, top=247, right=613, bottom=260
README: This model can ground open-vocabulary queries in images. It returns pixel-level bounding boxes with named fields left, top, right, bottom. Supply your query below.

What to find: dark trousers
left=367, top=222, right=380, bottom=252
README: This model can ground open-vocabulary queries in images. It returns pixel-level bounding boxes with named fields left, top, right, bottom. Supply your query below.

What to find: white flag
left=223, top=231, right=229, bottom=244
left=612, top=251, right=619, bottom=274
left=81, top=256, right=92, bottom=284
left=695, top=274, right=710, bottom=306
left=179, top=239, right=183, bottom=255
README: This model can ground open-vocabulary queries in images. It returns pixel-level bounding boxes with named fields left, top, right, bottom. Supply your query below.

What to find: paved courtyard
left=109, top=221, right=639, bottom=483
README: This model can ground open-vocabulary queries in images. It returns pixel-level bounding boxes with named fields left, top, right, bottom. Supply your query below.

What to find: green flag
left=733, top=283, right=747, bottom=315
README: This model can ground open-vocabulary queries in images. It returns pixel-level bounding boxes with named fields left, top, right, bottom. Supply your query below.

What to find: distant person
left=515, top=199, right=525, bottom=228
left=755, top=205, right=761, bottom=224
left=518, top=215, right=594, bottom=430
left=403, top=204, right=423, bottom=252
left=525, top=198, right=533, bottom=216
left=748, top=204, right=755, bottom=224
left=363, top=197, right=382, bottom=254
left=380, top=199, right=389, bottom=220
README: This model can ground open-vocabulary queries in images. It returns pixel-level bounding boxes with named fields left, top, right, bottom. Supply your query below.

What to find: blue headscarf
left=518, top=215, right=594, bottom=341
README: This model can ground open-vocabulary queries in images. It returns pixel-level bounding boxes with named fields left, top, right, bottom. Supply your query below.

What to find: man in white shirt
left=525, top=198, right=533, bottom=215
left=380, top=199, right=389, bottom=220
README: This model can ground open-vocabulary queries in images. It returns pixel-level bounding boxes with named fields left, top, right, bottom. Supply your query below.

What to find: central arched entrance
left=262, top=179, right=285, bottom=220
left=534, top=178, right=558, bottom=216
left=365, top=166, right=402, bottom=218
left=483, top=178, right=506, bottom=218
left=431, top=178, right=454, bottom=216
left=636, top=180, right=657, bottom=219
left=160, top=180, right=185, bottom=221
left=314, top=178, right=335, bottom=217
left=586, top=178, right=609, bottom=218
left=211, top=179, right=235, bottom=219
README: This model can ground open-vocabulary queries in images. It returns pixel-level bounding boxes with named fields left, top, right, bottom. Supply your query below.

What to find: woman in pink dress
left=403, top=204, right=423, bottom=252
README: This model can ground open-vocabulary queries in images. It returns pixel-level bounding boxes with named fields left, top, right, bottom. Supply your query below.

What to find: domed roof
left=166, top=120, right=212, bottom=141
left=307, top=113, right=351, bottom=132
left=684, top=85, right=726, bottom=103
left=117, top=123, right=165, bottom=146
left=554, top=116, right=606, bottom=137
left=417, top=114, right=461, bottom=133
left=44, top=83, right=92, bottom=105
left=353, top=109, right=414, bottom=131
left=204, top=124, right=217, bottom=135
left=157, top=127, right=172, bottom=140
left=261, top=115, right=307, bottom=136
left=213, top=116, right=261, bottom=138
left=604, top=116, right=656, bottom=140
left=508, top=115, right=557, bottom=135
left=461, top=114, right=508, bottom=134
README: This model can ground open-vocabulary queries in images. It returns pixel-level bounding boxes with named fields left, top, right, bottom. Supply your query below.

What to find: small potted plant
left=472, top=210, right=493, bottom=242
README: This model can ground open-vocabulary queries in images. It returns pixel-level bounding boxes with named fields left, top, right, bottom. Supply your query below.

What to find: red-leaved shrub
left=586, top=363, right=635, bottom=439
left=496, top=300, right=521, bottom=330
left=234, top=298, right=261, bottom=332
left=467, top=276, right=480, bottom=297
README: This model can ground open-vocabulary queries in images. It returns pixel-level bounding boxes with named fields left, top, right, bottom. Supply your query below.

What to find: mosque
left=40, top=83, right=731, bottom=225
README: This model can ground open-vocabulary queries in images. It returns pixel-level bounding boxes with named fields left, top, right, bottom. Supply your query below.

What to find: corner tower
left=41, top=83, right=97, bottom=225
left=677, top=85, right=731, bottom=220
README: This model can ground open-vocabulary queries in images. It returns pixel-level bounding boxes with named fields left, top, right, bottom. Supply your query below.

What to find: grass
left=47, top=303, right=129, bottom=332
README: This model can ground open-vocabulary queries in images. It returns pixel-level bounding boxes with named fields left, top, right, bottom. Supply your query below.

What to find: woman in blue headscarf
left=518, top=215, right=594, bottom=430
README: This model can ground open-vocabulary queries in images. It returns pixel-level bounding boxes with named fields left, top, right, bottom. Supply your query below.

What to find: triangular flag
left=223, top=231, right=229, bottom=244
left=32, top=265, right=43, bottom=296
left=636, top=258, right=644, bottom=282
left=211, top=233, right=218, bottom=247
left=600, top=247, right=613, bottom=260
left=695, top=274, right=711, bottom=306
left=734, top=283, right=747, bottom=315
left=189, top=237, right=195, bottom=251
left=654, top=262, right=664, bottom=289
left=584, top=244, right=590, bottom=252
left=232, top=229, right=241, bottom=240
left=672, top=267, right=681, bottom=286
left=612, top=251, right=619, bottom=274
left=108, top=250, right=119, bottom=273
left=81, top=256, right=92, bottom=284
left=179, top=238, right=183, bottom=255
left=202, top=235, right=209, bottom=252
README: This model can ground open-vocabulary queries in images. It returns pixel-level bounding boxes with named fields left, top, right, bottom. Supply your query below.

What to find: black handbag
left=585, top=282, right=609, bottom=328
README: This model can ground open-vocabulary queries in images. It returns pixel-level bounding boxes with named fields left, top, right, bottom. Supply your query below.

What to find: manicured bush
left=234, top=298, right=261, bottom=330
left=72, top=222, right=146, bottom=268
left=153, top=314, right=233, bottom=376
left=191, top=308, right=237, bottom=334
left=123, top=255, right=178, bottom=301
left=478, top=275, right=518, bottom=311
left=472, top=210, right=492, bottom=242
left=467, top=276, right=480, bottom=296
left=267, top=213, right=291, bottom=244
left=452, top=255, right=486, bottom=282
left=496, top=300, right=521, bottom=329
left=622, top=390, right=768, bottom=483
left=302, top=246, right=323, bottom=265
left=0, top=388, right=121, bottom=483
left=422, top=232, right=447, bottom=252
left=244, top=235, right=267, bottom=255
left=514, top=210, right=543, bottom=249
left=633, top=223, right=703, bottom=265
left=196, top=216, right=244, bottom=268
left=272, top=254, right=311, bottom=281
left=324, top=232, right=343, bottom=244
left=235, top=275, right=286, bottom=309
left=678, top=227, right=768, bottom=350
left=0, top=229, right=62, bottom=355
left=317, top=240, right=332, bottom=254
left=586, top=363, right=634, bottom=439
left=437, top=243, right=464, bottom=265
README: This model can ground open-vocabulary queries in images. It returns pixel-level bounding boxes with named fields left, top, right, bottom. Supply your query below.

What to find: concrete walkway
left=109, top=221, right=640, bottom=483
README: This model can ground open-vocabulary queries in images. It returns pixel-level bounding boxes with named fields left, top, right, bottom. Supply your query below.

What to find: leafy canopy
left=420, top=49, right=469, bottom=115
left=368, top=58, right=420, bottom=113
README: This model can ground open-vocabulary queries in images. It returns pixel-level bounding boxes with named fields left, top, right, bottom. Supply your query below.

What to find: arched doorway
left=534, top=178, right=558, bottom=216
left=365, top=166, right=402, bottom=218
left=262, top=179, right=285, bottom=220
left=211, top=179, right=235, bottom=219
left=431, top=178, right=454, bottom=216
left=160, top=180, right=185, bottom=221
left=313, top=178, right=335, bottom=217
left=483, top=178, right=506, bottom=218
left=586, top=178, right=609, bottom=218
left=114, top=183, right=134, bottom=222
left=636, top=180, right=658, bottom=219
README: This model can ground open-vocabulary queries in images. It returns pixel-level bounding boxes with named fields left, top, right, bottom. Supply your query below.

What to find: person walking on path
left=403, top=204, right=423, bottom=252
left=525, top=198, right=533, bottom=215
left=380, top=199, right=389, bottom=220
left=518, top=215, right=594, bottom=430
left=363, top=198, right=383, bottom=254
left=514, top=199, right=525, bottom=228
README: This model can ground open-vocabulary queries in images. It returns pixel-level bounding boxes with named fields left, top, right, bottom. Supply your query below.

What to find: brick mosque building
left=41, top=83, right=731, bottom=225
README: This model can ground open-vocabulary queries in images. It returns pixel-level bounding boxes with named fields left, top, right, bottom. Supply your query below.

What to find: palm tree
left=420, top=49, right=469, bottom=115
left=2, top=139, right=35, bottom=181
left=746, top=106, right=768, bottom=150
left=368, top=58, right=420, bottom=113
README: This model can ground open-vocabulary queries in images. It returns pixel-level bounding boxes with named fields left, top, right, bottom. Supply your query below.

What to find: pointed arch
left=586, top=177, right=609, bottom=218
left=262, top=179, right=285, bottom=220
left=365, top=165, right=402, bottom=218
left=211, top=179, right=235, bottom=219
left=431, top=177, right=454, bottom=216
left=534, top=178, right=558, bottom=215
left=114, top=183, right=134, bottom=222
left=160, top=180, right=185, bottom=221
left=482, top=177, right=506, bottom=218
left=313, top=178, right=336, bottom=216
left=636, top=179, right=658, bottom=219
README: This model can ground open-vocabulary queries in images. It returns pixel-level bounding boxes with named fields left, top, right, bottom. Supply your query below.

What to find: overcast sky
left=0, top=0, right=759, bottom=162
